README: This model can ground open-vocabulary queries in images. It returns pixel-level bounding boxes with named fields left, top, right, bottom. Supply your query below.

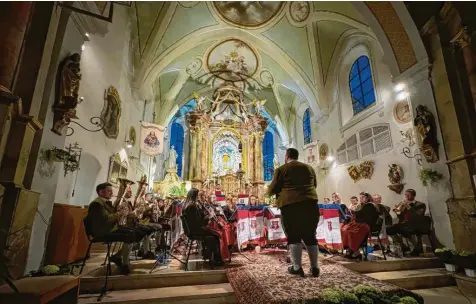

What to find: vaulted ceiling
left=129, top=1, right=374, bottom=134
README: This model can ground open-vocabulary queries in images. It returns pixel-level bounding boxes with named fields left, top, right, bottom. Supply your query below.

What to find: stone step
left=365, top=268, right=456, bottom=290
left=80, top=269, right=228, bottom=293
left=78, top=283, right=236, bottom=304
left=344, top=257, right=443, bottom=274
left=413, top=286, right=476, bottom=304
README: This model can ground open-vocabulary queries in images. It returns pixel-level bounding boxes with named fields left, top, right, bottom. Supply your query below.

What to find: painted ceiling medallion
left=289, top=2, right=310, bottom=23
left=207, top=39, right=259, bottom=82
left=214, top=2, right=283, bottom=28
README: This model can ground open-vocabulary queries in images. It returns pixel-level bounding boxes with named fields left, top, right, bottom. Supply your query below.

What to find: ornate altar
left=185, top=82, right=268, bottom=200
left=153, top=168, right=187, bottom=198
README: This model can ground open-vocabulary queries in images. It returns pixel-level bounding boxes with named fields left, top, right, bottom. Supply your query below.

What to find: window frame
left=349, top=55, right=376, bottom=115
left=169, top=121, right=185, bottom=177
left=262, top=130, right=274, bottom=182
left=303, top=108, right=312, bottom=145
left=336, top=124, right=392, bottom=165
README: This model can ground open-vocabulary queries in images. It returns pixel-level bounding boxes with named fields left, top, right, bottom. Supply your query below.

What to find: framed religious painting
left=108, top=153, right=128, bottom=185
left=303, top=141, right=319, bottom=167
left=101, top=86, right=122, bottom=139
left=393, top=100, right=412, bottom=124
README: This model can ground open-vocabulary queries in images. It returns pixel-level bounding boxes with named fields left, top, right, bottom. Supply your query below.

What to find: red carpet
left=226, top=250, right=423, bottom=304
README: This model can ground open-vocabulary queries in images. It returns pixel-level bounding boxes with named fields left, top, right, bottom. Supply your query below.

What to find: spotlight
left=81, top=44, right=85, bottom=51
left=397, top=91, right=409, bottom=100
left=126, top=143, right=132, bottom=149
left=326, top=155, right=335, bottom=162
left=85, top=33, right=89, bottom=37
left=394, top=83, right=405, bottom=92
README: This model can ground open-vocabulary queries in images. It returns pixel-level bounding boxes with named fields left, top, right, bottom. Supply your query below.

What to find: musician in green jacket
left=268, top=148, right=320, bottom=278
left=86, top=182, right=133, bottom=275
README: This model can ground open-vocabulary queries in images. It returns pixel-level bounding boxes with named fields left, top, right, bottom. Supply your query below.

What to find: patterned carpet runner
left=226, top=250, right=423, bottom=304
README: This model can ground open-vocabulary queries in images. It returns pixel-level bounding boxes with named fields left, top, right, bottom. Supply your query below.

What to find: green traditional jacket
left=87, top=197, right=119, bottom=237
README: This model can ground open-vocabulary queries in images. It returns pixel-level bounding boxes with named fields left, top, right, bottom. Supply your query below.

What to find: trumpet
left=393, top=200, right=410, bottom=215
left=113, top=178, right=135, bottom=211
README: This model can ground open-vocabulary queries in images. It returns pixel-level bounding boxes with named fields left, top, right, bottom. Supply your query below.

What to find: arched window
left=303, top=108, right=312, bottom=145
left=169, top=122, right=184, bottom=177
left=262, top=131, right=274, bottom=182
left=349, top=56, right=376, bottom=115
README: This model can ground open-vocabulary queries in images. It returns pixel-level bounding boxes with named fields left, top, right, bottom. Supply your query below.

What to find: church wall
left=309, top=36, right=454, bottom=247
left=26, top=6, right=152, bottom=273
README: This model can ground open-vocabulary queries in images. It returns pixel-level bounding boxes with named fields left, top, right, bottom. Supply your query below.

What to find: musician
left=387, top=189, right=430, bottom=256
left=182, top=188, right=225, bottom=265
left=372, top=194, right=392, bottom=226
left=222, top=198, right=235, bottom=219
left=86, top=182, right=142, bottom=275
left=332, top=192, right=349, bottom=223
left=341, top=192, right=380, bottom=259
left=139, top=201, right=162, bottom=259
left=348, top=196, right=360, bottom=213
left=249, top=195, right=258, bottom=206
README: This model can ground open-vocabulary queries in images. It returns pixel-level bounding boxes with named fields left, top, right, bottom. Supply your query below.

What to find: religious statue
left=193, top=92, right=206, bottom=112
left=414, top=105, right=439, bottom=163
left=52, top=53, right=82, bottom=135
left=273, top=153, right=280, bottom=169
left=167, top=146, right=178, bottom=170
left=252, top=99, right=266, bottom=116
left=400, top=128, right=415, bottom=146
left=387, top=164, right=405, bottom=194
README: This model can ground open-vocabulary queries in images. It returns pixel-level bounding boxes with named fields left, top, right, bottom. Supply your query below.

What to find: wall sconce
left=394, top=83, right=409, bottom=101
left=46, top=142, right=82, bottom=177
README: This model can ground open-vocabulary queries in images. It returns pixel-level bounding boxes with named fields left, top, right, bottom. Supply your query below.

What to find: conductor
left=267, top=148, right=320, bottom=277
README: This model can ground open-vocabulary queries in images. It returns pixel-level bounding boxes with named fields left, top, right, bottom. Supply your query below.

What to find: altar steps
left=365, top=268, right=456, bottom=290
left=78, top=283, right=236, bottom=304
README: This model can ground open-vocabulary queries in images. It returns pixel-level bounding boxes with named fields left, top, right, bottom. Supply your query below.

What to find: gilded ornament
left=414, top=105, right=439, bottom=163
left=387, top=164, right=405, bottom=194
left=347, top=161, right=374, bottom=182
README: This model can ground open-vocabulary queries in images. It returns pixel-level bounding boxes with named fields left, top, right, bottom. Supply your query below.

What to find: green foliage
left=322, top=288, right=343, bottom=304
left=42, top=265, right=60, bottom=275
left=435, top=247, right=450, bottom=253
left=342, top=291, right=360, bottom=304
left=399, top=296, right=419, bottom=304
left=359, top=296, right=373, bottom=304
left=418, top=168, right=443, bottom=187
left=390, top=295, right=402, bottom=303
left=458, top=251, right=473, bottom=257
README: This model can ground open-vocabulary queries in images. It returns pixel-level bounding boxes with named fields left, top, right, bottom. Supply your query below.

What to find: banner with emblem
left=238, top=194, right=249, bottom=205
left=140, top=121, right=166, bottom=156
left=248, top=210, right=265, bottom=241
left=265, top=209, right=286, bottom=241
left=316, top=204, right=343, bottom=249
left=236, top=211, right=250, bottom=246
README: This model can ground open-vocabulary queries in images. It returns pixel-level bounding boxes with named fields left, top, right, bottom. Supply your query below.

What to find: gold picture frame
left=108, top=153, right=128, bottom=185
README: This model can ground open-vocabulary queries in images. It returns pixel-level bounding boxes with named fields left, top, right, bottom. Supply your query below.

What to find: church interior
left=1, top=1, right=476, bottom=303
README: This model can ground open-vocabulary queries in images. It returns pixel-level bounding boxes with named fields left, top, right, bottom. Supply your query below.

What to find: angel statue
left=193, top=92, right=206, bottom=112
left=251, top=99, right=266, bottom=116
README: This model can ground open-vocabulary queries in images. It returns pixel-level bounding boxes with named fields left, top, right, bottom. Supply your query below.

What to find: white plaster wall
left=26, top=6, right=151, bottom=273
left=300, top=35, right=454, bottom=247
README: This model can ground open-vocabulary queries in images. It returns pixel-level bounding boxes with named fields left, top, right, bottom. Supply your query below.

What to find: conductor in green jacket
left=268, top=148, right=320, bottom=277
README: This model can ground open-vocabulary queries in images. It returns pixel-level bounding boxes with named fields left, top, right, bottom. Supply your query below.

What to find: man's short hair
left=405, top=189, right=416, bottom=196
left=286, top=148, right=299, bottom=160
left=96, top=182, right=112, bottom=194
left=350, top=196, right=358, bottom=200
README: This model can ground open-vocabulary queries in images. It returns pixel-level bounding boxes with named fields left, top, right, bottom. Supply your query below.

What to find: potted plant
left=418, top=168, right=443, bottom=187
left=435, top=248, right=458, bottom=272
left=454, top=251, right=476, bottom=278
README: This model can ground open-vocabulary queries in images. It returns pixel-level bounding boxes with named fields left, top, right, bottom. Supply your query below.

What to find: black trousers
left=281, top=200, right=319, bottom=245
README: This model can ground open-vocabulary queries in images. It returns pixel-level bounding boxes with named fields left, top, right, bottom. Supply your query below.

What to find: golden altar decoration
left=153, top=168, right=186, bottom=198
left=184, top=83, right=269, bottom=200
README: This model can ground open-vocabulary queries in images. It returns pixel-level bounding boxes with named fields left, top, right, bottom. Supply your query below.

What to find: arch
left=169, top=122, right=184, bottom=177
left=136, top=26, right=322, bottom=117
left=262, top=130, right=274, bottom=181
left=208, top=127, right=247, bottom=174
left=349, top=55, right=376, bottom=115
left=303, top=108, right=312, bottom=145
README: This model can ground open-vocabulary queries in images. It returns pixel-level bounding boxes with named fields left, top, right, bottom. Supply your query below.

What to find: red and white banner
left=316, top=208, right=342, bottom=249
left=236, top=209, right=265, bottom=246
left=238, top=194, right=249, bottom=205
left=265, top=208, right=286, bottom=242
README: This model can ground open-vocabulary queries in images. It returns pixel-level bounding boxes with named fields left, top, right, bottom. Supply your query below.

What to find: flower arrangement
left=320, top=285, right=420, bottom=303
left=435, top=247, right=455, bottom=263
left=418, top=168, right=443, bottom=186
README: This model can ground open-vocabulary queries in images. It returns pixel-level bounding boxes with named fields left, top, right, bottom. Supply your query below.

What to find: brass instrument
left=113, top=177, right=135, bottom=211
left=133, top=174, right=148, bottom=209
left=393, top=200, right=410, bottom=215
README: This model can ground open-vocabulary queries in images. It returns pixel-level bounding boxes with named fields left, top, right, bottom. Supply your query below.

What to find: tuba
left=113, top=178, right=135, bottom=211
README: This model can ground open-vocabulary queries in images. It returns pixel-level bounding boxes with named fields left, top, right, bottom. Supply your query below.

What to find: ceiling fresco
left=206, top=39, right=259, bottom=82
left=130, top=1, right=388, bottom=135
left=213, top=1, right=283, bottom=28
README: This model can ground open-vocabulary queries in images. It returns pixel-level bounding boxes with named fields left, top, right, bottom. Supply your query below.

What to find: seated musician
left=86, top=182, right=142, bottom=275
left=373, top=194, right=393, bottom=226
left=387, top=189, right=430, bottom=256
left=348, top=196, right=360, bottom=214
left=222, top=197, right=237, bottom=220
left=341, top=192, right=380, bottom=259
left=140, top=201, right=163, bottom=259
left=249, top=195, right=259, bottom=206
left=323, top=198, right=330, bottom=204
left=332, top=192, right=349, bottom=223
left=183, top=188, right=225, bottom=265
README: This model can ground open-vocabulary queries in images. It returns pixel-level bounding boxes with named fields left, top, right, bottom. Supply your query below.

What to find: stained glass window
left=263, top=131, right=274, bottom=181
left=170, top=122, right=184, bottom=177
left=349, top=56, right=376, bottom=115
left=303, top=108, right=311, bottom=145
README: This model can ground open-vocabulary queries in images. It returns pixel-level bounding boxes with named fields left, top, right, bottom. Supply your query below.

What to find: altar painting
left=212, top=131, right=241, bottom=176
